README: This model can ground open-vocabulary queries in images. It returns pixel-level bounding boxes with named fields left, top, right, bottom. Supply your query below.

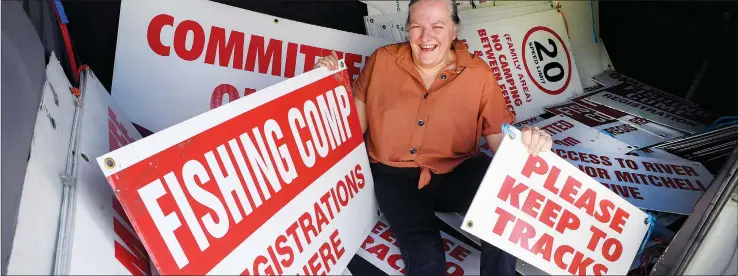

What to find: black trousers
left=371, top=155, right=517, bottom=276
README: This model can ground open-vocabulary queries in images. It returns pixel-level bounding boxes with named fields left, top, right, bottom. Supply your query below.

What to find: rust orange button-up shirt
left=352, top=41, right=515, bottom=189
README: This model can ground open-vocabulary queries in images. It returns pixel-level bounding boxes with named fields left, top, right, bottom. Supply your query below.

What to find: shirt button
left=423, top=92, right=429, bottom=99
left=409, top=148, right=417, bottom=154
left=418, top=120, right=425, bottom=126
left=440, top=74, right=447, bottom=80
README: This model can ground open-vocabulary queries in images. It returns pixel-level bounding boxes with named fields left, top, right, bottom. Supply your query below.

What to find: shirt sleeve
left=351, top=48, right=379, bottom=103
left=480, top=75, right=516, bottom=136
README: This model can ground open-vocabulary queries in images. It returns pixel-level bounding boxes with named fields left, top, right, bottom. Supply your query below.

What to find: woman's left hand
left=521, top=125, right=553, bottom=156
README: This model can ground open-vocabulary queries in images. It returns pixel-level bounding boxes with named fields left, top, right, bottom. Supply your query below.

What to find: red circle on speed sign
left=521, top=26, right=572, bottom=95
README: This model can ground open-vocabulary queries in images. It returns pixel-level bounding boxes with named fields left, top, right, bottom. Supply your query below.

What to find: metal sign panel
left=532, top=115, right=634, bottom=155
left=461, top=126, right=650, bottom=275
left=98, top=64, right=377, bottom=274
left=357, top=216, right=481, bottom=275
left=585, top=91, right=704, bottom=134
left=554, top=146, right=714, bottom=214
left=591, top=70, right=720, bottom=125
left=7, top=53, right=79, bottom=275
left=67, top=69, right=154, bottom=275
left=111, top=0, right=392, bottom=133
left=544, top=102, right=667, bottom=148
left=461, top=9, right=584, bottom=120
left=570, top=94, right=686, bottom=140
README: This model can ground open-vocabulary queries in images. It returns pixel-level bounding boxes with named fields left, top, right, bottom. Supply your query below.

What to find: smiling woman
left=314, top=0, right=554, bottom=275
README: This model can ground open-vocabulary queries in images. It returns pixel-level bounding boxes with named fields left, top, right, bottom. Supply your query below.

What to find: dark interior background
left=58, top=0, right=738, bottom=173
left=4, top=1, right=736, bottom=274
left=60, top=0, right=737, bottom=117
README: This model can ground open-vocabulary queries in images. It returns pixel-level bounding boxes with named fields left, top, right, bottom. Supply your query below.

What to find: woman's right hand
left=314, top=51, right=340, bottom=70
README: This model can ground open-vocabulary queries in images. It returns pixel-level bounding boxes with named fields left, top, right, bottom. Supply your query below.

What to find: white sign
left=357, top=216, right=481, bottom=275
left=586, top=91, right=705, bottom=134
left=591, top=70, right=720, bottom=125
left=553, top=146, right=714, bottom=214
left=532, top=115, right=634, bottom=154
left=480, top=112, right=555, bottom=156
left=67, top=69, right=154, bottom=275
left=461, top=9, right=584, bottom=120
left=462, top=126, right=650, bottom=275
left=111, top=0, right=392, bottom=133
left=569, top=94, right=686, bottom=141
left=98, top=63, right=377, bottom=274
left=544, top=102, right=667, bottom=148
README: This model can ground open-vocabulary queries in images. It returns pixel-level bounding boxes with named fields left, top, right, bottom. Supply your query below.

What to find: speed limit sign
left=522, top=26, right=573, bottom=95
left=459, top=9, right=583, bottom=121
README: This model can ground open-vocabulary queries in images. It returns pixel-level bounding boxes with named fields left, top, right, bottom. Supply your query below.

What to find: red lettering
left=449, top=245, right=471, bottom=262
left=529, top=233, right=554, bottom=261
left=300, top=45, right=323, bottom=73
left=586, top=225, right=607, bottom=251
left=147, top=14, right=174, bottom=56
left=267, top=245, right=284, bottom=275
left=329, top=230, right=345, bottom=260
left=284, top=42, right=299, bottom=78
left=543, top=166, right=561, bottom=194
left=210, top=84, right=240, bottom=109
left=298, top=212, right=318, bottom=244
left=509, top=218, right=537, bottom=250
left=308, top=252, right=323, bottom=276
left=554, top=245, right=574, bottom=270
left=245, top=35, right=282, bottom=76
left=497, top=175, right=529, bottom=209
left=610, top=208, right=630, bottom=234
left=492, top=207, right=517, bottom=236
left=560, top=176, right=582, bottom=204
left=318, top=242, right=336, bottom=273
left=568, top=252, right=595, bottom=276
left=204, top=27, right=244, bottom=69
left=446, top=262, right=464, bottom=276
left=593, top=264, right=608, bottom=276
left=388, top=254, right=405, bottom=274
left=593, top=199, right=615, bottom=224
left=539, top=200, right=562, bottom=228
left=276, top=235, right=294, bottom=267
left=555, top=210, right=580, bottom=234
left=521, top=155, right=548, bottom=178
left=345, top=53, right=362, bottom=83
left=522, top=189, right=545, bottom=218
left=173, top=20, right=205, bottom=61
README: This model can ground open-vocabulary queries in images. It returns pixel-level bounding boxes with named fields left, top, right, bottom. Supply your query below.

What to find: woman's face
left=407, top=0, right=457, bottom=69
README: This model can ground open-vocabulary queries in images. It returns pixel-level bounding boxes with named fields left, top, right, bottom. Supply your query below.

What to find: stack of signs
left=356, top=216, right=481, bottom=275
left=550, top=146, right=714, bottom=215
left=111, top=0, right=392, bottom=133
left=461, top=126, right=651, bottom=275
left=543, top=102, right=668, bottom=148
left=569, top=92, right=687, bottom=141
left=66, top=68, right=154, bottom=275
left=97, top=62, right=378, bottom=274
left=531, top=115, right=635, bottom=154
left=587, top=71, right=720, bottom=134
left=8, top=53, right=79, bottom=274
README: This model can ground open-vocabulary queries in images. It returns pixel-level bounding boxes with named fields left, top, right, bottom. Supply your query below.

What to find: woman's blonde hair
left=406, top=0, right=461, bottom=49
